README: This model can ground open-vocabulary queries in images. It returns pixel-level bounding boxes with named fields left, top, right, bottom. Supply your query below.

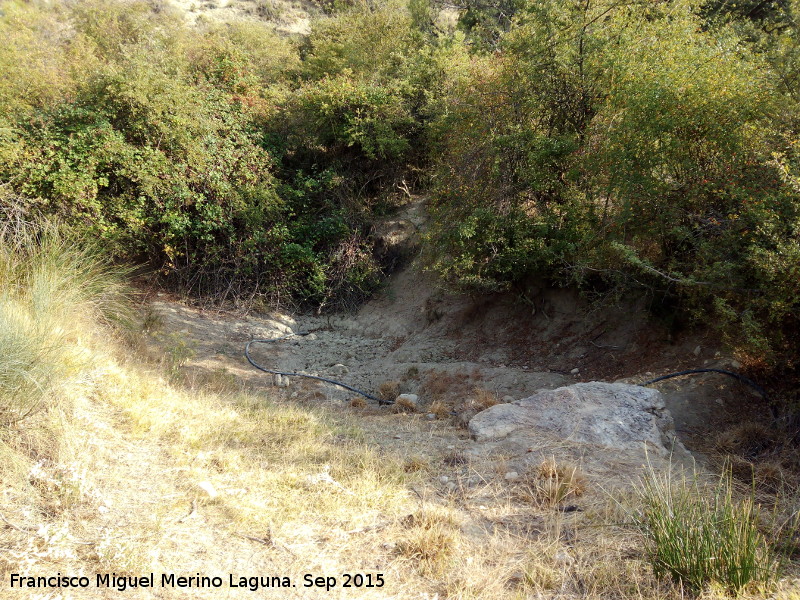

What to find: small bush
left=396, top=509, right=458, bottom=569
left=635, top=466, right=789, bottom=594
left=378, top=380, right=401, bottom=403
left=0, top=217, right=131, bottom=424
left=517, top=458, right=586, bottom=507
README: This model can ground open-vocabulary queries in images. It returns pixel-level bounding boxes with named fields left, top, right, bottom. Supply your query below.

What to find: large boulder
left=468, top=382, right=683, bottom=456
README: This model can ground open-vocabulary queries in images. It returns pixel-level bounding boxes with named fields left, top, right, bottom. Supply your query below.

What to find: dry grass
left=378, top=380, right=401, bottom=403
left=715, top=422, right=780, bottom=458
left=419, top=368, right=475, bottom=402
left=472, top=386, right=499, bottom=410
left=395, top=508, right=459, bottom=573
left=393, top=394, right=418, bottom=413
left=2, top=229, right=798, bottom=599
left=429, top=400, right=451, bottom=419
left=403, top=456, right=430, bottom=473
left=712, top=422, right=800, bottom=494
left=515, top=458, right=587, bottom=507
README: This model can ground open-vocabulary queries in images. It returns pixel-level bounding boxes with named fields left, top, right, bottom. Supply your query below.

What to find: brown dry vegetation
left=1, top=235, right=799, bottom=599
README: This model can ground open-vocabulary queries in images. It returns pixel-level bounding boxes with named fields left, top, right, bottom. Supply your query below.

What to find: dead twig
left=235, top=532, right=297, bottom=557
left=174, top=499, right=197, bottom=524
left=0, top=512, right=36, bottom=533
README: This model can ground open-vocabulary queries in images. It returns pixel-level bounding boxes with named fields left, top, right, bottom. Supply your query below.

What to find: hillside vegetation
left=0, top=221, right=798, bottom=599
left=1, top=0, right=800, bottom=369
left=1, top=1, right=800, bottom=596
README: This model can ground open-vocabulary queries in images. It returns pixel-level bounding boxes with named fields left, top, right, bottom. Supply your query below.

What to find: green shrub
left=0, top=211, right=131, bottom=425
left=635, top=466, right=791, bottom=594
left=300, top=0, right=419, bottom=80
left=428, top=0, right=800, bottom=367
left=0, top=0, right=441, bottom=310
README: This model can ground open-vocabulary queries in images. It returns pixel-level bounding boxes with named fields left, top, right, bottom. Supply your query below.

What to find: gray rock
left=468, top=382, right=683, bottom=456
left=396, top=393, right=419, bottom=407
left=329, top=363, right=349, bottom=376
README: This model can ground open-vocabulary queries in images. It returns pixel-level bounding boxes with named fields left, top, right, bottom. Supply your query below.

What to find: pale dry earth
left=2, top=213, right=776, bottom=600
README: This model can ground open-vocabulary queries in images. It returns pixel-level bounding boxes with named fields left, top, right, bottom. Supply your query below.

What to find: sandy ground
left=146, top=243, right=766, bottom=465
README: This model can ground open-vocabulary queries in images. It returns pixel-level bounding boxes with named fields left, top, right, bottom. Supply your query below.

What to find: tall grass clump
left=0, top=212, right=132, bottom=425
left=634, top=465, right=791, bottom=594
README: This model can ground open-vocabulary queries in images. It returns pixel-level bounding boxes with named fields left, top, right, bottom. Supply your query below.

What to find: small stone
left=715, top=398, right=725, bottom=406
left=504, top=471, right=519, bottom=481
left=554, top=550, right=575, bottom=567
left=570, top=368, right=580, bottom=375
left=447, top=445, right=455, bottom=449
left=426, top=413, right=436, bottom=420
left=330, top=363, right=349, bottom=376
left=730, top=360, right=741, bottom=369
left=693, top=345, right=702, bottom=357
left=478, top=505, right=487, bottom=510
left=523, top=365, right=529, bottom=370
left=393, top=434, right=402, bottom=439
left=501, top=395, right=514, bottom=403
left=439, top=476, right=449, bottom=484
left=197, top=481, right=218, bottom=499
left=396, top=393, right=419, bottom=407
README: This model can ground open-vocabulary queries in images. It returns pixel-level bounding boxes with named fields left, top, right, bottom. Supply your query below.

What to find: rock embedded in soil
left=396, top=393, right=419, bottom=407
left=468, top=382, right=684, bottom=457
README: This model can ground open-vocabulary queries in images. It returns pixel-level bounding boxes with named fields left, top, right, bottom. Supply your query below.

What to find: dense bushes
left=427, top=0, right=800, bottom=366
left=0, top=0, right=440, bottom=309
left=2, top=0, right=800, bottom=367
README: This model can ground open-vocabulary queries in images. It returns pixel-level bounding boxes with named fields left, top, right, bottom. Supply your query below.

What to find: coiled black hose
left=244, top=333, right=389, bottom=405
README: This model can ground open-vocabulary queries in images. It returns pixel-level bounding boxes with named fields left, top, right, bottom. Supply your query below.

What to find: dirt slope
left=148, top=230, right=764, bottom=461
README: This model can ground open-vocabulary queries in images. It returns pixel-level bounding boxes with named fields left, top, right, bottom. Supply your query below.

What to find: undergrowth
left=1, top=221, right=798, bottom=598
left=634, top=463, right=797, bottom=595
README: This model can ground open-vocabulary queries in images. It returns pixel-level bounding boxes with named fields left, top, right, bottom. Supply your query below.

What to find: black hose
left=246, top=334, right=774, bottom=415
left=640, top=368, right=768, bottom=397
left=640, top=368, right=777, bottom=419
left=244, top=333, right=389, bottom=405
